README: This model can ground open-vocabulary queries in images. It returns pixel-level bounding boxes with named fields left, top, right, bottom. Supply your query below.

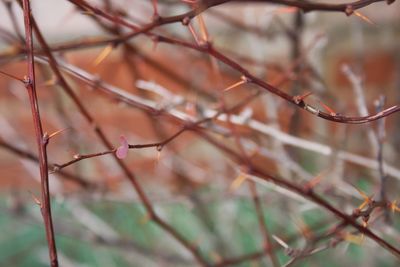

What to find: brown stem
left=194, top=130, right=400, bottom=259
left=249, top=182, right=280, bottom=267
left=21, top=0, right=58, bottom=266
left=66, top=0, right=400, bottom=124
left=28, top=8, right=210, bottom=267
left=0, top=138, right=93, bottom=188
left=42, top=55, right=400, bottom=258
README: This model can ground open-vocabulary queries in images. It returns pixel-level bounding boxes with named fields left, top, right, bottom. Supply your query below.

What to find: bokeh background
left=0, top=0, right=400, bottom=266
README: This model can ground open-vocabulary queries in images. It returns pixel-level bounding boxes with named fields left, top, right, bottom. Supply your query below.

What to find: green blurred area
left=1, top=191, right=398, bottom=267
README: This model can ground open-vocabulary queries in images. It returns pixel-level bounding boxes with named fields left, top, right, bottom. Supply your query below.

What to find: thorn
left=197, top=14, right=209, bottom=42
left=93, top=44, right=114, bottom=66
left=223, top=80, right=246, bottom=92
left=293, top=91, right=313, bottom=104
left=351, top=184, right=373, bottom=210
left=352, top=184, right=371, bottom=200
left=29, top=191, right=42, bottom=207
left=304, top=171, right=325, bottom=190
left=354, top=11, right=376, bottom=25
left=187, top=23, right=201, bottom=45
left=229, top=171, right=248, bottom=192
left=48, top=127, right=70, bottom=140
left=318, top=100, right=337, bottom=116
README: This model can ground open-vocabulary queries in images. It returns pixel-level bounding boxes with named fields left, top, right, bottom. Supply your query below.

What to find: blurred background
left=0, top=0, right=400, bottom=266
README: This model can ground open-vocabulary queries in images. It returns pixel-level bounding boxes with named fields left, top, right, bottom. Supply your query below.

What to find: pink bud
left=116, top=135, right=129, bottom=159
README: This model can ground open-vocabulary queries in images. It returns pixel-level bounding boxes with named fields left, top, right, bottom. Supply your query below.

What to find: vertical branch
left=225, top=111, right=279, bottom=266
left=21, top=0, right=58, bottom=266
left=248, top=182, right=280, bottom=267
left=342, top=64, right=379, bottom=155
left=286, top=10, right=304, bottom=160
left=375, top=96, right=387, bottom=203
left=28, top=7, right=209, bottom=267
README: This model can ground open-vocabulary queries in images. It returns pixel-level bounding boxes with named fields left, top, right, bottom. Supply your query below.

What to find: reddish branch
left=6, top=0, right=399, bottom=265
left=21, top=0, right=58, bottom=266
left=52, top=127, right=187, bottom=171
left=194, top=131, right=400, bottom=259
left=27, top=9, right=210, bottom=267
left=249, top=182, right=280, bottom=267
left=50, top=56, right=400, bottom=259
left=66, top=0, right=400, bottom=124
left=68, top=0, right=391, bottom=33
left=0, top=139, right=93, bottom=188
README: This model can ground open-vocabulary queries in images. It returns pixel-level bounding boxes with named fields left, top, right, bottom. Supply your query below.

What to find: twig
left=375, top=96, right=389, bottom=220
left=28, top=9, right=210, bottom=266
left=0, top=138, right=93, bottom=188
left=21, top=0, right=58, bottom=266
left=40, top=57, right=400, bottom=181
left=68, top=0, right=400, bottom=124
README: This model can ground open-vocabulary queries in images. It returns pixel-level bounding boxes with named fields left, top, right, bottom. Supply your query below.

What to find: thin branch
left=66, top=0, right=400, bottom=124
left=28, top=9, right=210, bottom=266
left=0, top=138, right=93, bottom=188
left=40, top=57, right=400, bottom=181
left=21, top=0, right=58, bottom=266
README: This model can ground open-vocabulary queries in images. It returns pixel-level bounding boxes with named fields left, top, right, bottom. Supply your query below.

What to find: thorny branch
left=35, top=51, right=400, bottom=260
left=1, top=0, right=399, bottom=266
left=67, top=0, right=400, bottom=124
left=21, top=0, right=58, bottom=266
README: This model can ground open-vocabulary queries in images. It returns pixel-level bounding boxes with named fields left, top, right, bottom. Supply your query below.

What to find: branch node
left=182, top=16, right=191, bottom=26
left=241, top=75, right=252, bottom=83
left=23, top=75, right=31, bottom=86
left=51, top=165, right=60, bottom=173
left=199, top=40, right=211, bottom=50
left=152, top=13, right=162, bottom=24
left=345, top=5, right=354, bottom=16
left=42, top=132, right=49, bottom=145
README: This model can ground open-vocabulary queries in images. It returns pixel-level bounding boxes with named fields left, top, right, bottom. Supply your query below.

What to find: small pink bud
left=116, top=135, right=129, bottom=159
